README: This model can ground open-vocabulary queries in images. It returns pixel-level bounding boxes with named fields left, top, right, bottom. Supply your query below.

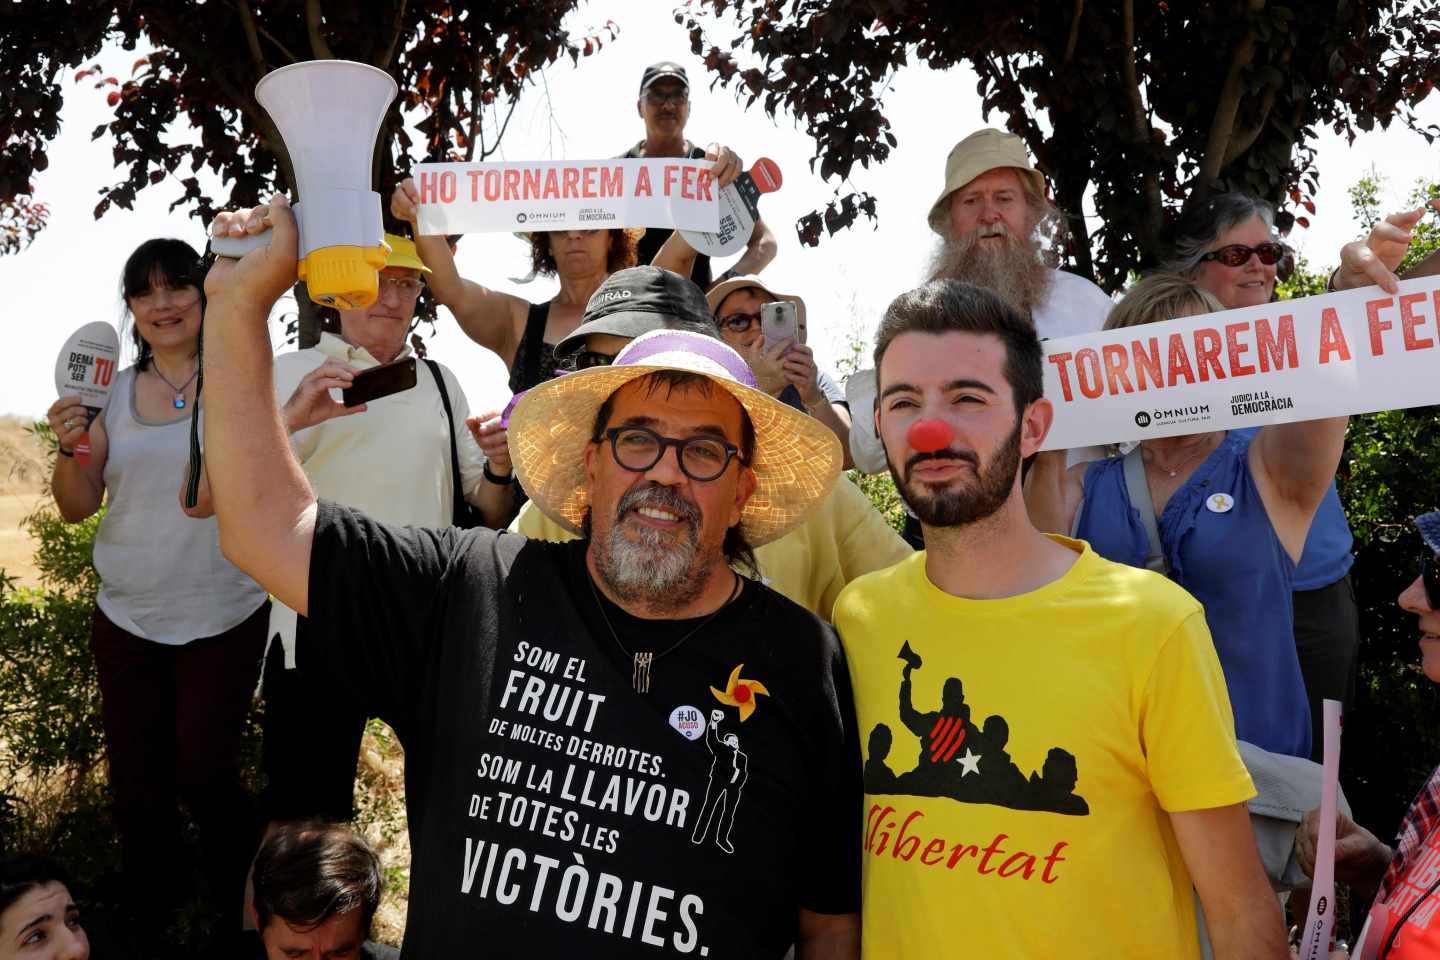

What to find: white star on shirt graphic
left=956, top=748, right=981, bottom=777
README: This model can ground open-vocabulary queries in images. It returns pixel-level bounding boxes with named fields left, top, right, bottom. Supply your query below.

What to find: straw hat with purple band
left=927, top=128, right=1046, bottom=235
left=705, top=275, right=808, bottom=341
left=508, top=328, right=842, bottom=546
left=1420, top=511, right=1440, bottom=554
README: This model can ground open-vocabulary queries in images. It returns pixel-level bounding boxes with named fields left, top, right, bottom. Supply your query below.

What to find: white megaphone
left=210, top=60, right=398, bottom=309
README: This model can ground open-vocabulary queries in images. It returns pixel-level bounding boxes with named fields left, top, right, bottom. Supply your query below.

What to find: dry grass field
left=0, top=415, right=48, bottom=588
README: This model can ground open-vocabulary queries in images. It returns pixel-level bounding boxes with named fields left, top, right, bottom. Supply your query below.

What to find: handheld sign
left=679, top=158, right=782, bottom=259
left=54, top=322, right=120, bottom=467
left=1297, top=699, right=1343, bottom=960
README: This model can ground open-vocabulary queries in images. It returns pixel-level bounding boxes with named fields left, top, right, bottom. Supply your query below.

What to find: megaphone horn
left=210, top=60, right=398, bottom=310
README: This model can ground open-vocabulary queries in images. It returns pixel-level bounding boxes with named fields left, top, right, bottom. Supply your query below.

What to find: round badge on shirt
left=1206, top=492, right=1235, bottom=514
left=669, top=705, right=707, bottom=740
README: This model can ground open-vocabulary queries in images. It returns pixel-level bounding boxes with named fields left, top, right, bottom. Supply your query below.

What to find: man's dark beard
left=592, top=483, right=709, bottom=612
left=926, top=224, right=1053, bottom=318
left=889, top=420, right=1023, bottom=528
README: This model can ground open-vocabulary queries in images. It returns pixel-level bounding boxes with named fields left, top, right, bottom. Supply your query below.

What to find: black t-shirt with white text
left=304, top=501, right=861, bottom=958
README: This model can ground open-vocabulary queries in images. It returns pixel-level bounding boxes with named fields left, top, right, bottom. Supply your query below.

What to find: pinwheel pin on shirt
left=710, top=664, right=770, bottom=722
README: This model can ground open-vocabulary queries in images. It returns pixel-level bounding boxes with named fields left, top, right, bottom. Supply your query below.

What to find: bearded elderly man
left=847, top=128, right=1114, bottom=479
left=201, top=198, right=861, bottom=959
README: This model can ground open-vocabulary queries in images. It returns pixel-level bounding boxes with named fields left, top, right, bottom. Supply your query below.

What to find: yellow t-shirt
left=833, top=539, right=1255, bottom=960
left=510, top=475, right=912, bottom=619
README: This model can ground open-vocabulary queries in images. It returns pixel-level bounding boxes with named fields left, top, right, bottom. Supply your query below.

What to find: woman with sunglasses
left=43, top=238, right=269, bottom=940
left=1294, top=512, right=1440, bottom=958
left=1028, top=273, right=1349, bottom=758
left=1162, top=191, right=1362, bottom=764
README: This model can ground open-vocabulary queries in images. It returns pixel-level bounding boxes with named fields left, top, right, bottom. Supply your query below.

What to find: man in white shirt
left=848, top=128, right=1114, bottom=538
left=264, top=234, right=514, bottom=825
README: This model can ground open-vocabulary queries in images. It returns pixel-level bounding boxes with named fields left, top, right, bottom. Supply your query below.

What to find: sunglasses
left=718, top=312, right=761, bottom=334
left=1199, top=242, right=1288, bottom=268
left=1423, top=552, right=1439, bottom=609
left=560, top=350, right=616, bottom=372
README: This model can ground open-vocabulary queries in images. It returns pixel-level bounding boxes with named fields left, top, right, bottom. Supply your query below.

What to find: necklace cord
left=586, top=567, right=741, bottom=666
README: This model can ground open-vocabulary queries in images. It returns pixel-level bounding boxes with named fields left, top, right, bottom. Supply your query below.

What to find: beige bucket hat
left=927, top=128, right=1045, bottom=235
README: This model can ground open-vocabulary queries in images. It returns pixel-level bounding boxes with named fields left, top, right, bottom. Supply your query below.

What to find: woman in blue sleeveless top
left=1030, top=275, right=1349, bottom=757
left=1159, top=192, right=1359, bottom=761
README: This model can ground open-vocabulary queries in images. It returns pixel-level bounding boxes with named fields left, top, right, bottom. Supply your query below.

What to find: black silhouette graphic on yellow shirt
left=867, top=642, right=1089, bottom=816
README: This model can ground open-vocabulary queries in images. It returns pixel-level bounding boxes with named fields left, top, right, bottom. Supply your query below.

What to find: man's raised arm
left=204, top=196, right=318, bottom=615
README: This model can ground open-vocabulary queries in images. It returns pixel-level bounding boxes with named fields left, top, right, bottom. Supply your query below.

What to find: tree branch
left=234, top=0, right=268, bottom=78
left=1063, top=0, right=1085, bottom=65
left=1198, top=0, right=1265, bottom=187
left=374, top=0, right=409, bottom=69
left=477, top=96, right=519, bottom=161
left=1224, top=46, right=1288, bottom=166
left=1121, top=0, right=1162, bottom=253
left=1223, top=83, right=1277, bottom=166
left=305, top=0, right=336, bottom=59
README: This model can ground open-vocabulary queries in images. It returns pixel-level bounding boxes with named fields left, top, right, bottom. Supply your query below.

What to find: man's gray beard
left=592, top=485, right=709, bottom=613
left=926, top=227, right=1053, bottom=318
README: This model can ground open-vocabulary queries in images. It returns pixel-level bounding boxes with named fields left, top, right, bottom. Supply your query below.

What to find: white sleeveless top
left=93, top=367, right=266, bottom=644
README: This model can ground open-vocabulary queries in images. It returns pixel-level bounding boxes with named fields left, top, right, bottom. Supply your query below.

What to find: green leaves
left=680, top=0, right=1440, bottom=289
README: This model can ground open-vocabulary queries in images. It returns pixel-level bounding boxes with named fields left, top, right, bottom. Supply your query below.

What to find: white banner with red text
left=1040, top=276, right=1440, bottom=451
left=413, top=158, right=720, bottom=235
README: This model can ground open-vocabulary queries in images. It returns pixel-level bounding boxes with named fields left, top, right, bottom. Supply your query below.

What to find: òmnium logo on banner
left=516, top=210, right=565, bottom=226
left=1135, top=405, right=1212, bottom=429
left=1230, top=390, right=1296, bottom=417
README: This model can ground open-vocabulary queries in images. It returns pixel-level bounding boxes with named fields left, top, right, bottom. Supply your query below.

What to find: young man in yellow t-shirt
left=831, top=280, right=1289, bottom=959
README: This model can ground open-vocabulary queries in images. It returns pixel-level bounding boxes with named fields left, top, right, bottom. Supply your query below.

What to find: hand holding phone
left=760, top=301, right=801, bottom=346
left=342, top=357, right=417, bottom=408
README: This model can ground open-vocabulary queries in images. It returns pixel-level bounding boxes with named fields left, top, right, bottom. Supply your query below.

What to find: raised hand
left=206, top=195, right=299, bottom=310
left=703, top=143, right=743, bottom=189
left=466, top=412, right=512, bottom=477
left=391, top=177, right=421, bottom=226
left=1333, top=201, right=1440, bottom=293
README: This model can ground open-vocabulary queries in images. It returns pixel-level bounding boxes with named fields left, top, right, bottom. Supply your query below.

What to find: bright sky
left=3, top=0, right=1437, bottom=418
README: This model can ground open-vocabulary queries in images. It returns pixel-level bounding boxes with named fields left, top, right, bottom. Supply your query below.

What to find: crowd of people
left=24, top=55, right=1440, bottom=959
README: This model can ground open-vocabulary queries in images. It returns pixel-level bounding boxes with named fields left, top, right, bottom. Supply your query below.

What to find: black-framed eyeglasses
left=643, top=90, right=689, bottom=106
left=560, top=350, right=616, bottom=372
left=718, top=312, right=760, bottom=334
left=1200, top=242, right=1288, bottom=268
left=603, top=426, right=745, bottom=482
left=1423, top=552, right=1439, bottom=609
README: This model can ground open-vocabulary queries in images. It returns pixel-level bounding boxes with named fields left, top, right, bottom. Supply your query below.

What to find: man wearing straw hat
left=202, top=198, right=862, bottom=958
left=511, top=265, right=910, bottom=620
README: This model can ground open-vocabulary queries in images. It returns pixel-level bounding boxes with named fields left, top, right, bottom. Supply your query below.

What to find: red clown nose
left=908, top=419, right=954, bottom=454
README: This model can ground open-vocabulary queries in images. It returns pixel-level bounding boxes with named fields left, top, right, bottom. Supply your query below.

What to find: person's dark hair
left=1160, top=191, right=1277, bottom=278
left=0, top=855, right=74, bottom=918
left=252, top=822, right=382, bottom=937
left=529, top=229, right=639, bottom=277
left=120, top=238, right=206, bottom=372
left=588, top=370, right=758, bottom=576
left=873, top=280, right=1044, bottom=415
